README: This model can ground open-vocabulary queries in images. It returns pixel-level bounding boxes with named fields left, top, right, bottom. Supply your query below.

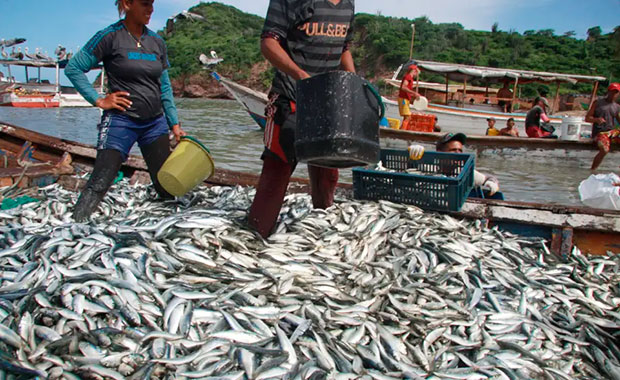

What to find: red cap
left=408, top=64, right=419, bottom=72
left=609, top=83, right=620, bottom=92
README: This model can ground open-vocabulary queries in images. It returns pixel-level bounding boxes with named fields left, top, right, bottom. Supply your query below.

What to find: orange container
left=408, top=114, right=436, bottom=132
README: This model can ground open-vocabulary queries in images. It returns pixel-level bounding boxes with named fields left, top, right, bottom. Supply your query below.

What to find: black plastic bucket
left=295, top=71, right=384, bottom=168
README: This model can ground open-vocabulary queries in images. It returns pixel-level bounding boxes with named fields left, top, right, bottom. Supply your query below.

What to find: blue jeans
left=97, top=112, right=169, bottom=161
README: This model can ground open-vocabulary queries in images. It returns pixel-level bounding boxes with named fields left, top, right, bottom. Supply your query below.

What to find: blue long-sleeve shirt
left=65, top=20, right=179, bottom=127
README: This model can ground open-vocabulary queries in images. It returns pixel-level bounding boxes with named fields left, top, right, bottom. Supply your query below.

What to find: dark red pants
left=248, top=156, right=338, bottom=238
left=526, top=126, right=552, bottom=138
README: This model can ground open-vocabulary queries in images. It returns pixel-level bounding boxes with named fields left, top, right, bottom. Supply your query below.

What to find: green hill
left=163, top=2, right=620, bottom=97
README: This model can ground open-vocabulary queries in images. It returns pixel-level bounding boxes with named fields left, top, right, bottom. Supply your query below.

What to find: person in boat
left=497, top=81, right=513, bottom=112
left=586, top=82, right=620, bottom=170
left=398, top=64, right=422, bottom=130
left=485, top=117, right=500, bottom=136
left=65, top=0, right=186, bottom=222
left=407, top=133, right=500, bottom=196
left=525, top=97, right=555, bottom=138
left=247, top=0, right=356, bottom=238
left=499, top=117, right=519, bottom=137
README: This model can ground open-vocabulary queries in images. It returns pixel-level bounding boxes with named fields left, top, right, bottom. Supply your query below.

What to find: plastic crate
left=403, top=113, right=436, bottom=132
left=410, top=121, right=434, bottom=132
left=387, top=118, right=401, bottom=130
left=352, top=149, right=475, bottom=212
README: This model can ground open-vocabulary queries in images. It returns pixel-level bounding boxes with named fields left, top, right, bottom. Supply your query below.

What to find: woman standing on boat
left=65, top=0, right=185, bottom=221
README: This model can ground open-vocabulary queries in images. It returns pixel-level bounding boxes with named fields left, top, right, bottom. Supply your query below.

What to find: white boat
left=211, top=72, right=269, bottom=128
left=59, top=91, right=95, bottom=108
left=385, top=60, right=607, bottom=136
left=0, top=58, right=103, bottom=108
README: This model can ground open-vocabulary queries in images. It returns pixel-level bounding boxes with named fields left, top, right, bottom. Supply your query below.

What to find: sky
left=0, top=0, right=618, bottom=85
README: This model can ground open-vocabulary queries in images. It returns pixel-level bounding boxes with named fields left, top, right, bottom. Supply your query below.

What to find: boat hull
left=59, top=93, right=93, bottom=108
left=0, top=92, right=60, bottom=108
left=382, top=98, right=589, bottom=138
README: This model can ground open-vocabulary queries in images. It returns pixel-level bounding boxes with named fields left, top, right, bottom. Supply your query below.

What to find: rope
left=0, top=161, right=31, bottom=200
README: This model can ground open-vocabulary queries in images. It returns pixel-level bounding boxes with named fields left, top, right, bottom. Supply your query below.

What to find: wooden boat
left=0, top=59, right=103, bottom=108
left=386, top=60, right=607, bottom=136
left=211, top=72, right=269, bottom=129
left=380, top=129, right=619, bottom=153
left=1, top=120, right=618, bottom=256
left=211, top=72, right=618, bottom=155
left=0, top=82, right=60, bottom=108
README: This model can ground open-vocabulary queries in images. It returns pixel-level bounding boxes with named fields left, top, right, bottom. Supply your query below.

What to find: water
left=0, top=98, right=613, bottom=207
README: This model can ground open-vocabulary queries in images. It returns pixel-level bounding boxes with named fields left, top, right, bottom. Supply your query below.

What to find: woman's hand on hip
left=171, top=124, right=187, bottom=143
left=95, top=92, right=132, bottom=111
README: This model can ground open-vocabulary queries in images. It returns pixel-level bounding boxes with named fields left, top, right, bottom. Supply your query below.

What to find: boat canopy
left=0, top=59, right=69, bottom=68
left=409, top=60, right=607, bottom=85
left=0, top=59, right=102, bottom=70
left=386, top=79, right=499, bottom=94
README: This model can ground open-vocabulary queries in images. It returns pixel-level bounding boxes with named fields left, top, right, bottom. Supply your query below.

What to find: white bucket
left=559, top=116, right=583, bottom=141
left=412, top=96, right=428, bottom=111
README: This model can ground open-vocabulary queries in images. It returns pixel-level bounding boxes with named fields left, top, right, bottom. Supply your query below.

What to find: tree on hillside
left=160, top=4, right=620, bottom=97
left=587, top=26, right=602, bottom=41
left=537, top=29, right=554, bottom=37
left=492, top=22, right=499, bottom=33
left=613, top=26, right=620, bottom=58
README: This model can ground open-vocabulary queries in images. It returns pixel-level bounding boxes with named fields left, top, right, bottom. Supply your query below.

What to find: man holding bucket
left=248, top=0, right=356, bottom=238
left=398, top=64, right=421, bottom=131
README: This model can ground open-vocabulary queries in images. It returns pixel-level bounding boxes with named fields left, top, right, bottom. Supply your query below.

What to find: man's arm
left=340, top=50, right=355, bottom=73
left=400, top=79, right=417, bottom=95
left=261, top=38, right=309, bottom=81
left=585, top=100, right=605, bottom=125
left=497, top=89, right=513, bottom=99
left=399, top=79, right=420, bottom=98
left=474, top=170, right=500, bottom=195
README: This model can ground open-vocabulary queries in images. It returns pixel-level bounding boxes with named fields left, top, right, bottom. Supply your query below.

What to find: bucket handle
left=363, top=82, right=385, bottom=120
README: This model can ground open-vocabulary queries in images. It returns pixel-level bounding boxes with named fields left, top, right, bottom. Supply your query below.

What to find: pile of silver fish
left=0, top=181, right=618, bottom=380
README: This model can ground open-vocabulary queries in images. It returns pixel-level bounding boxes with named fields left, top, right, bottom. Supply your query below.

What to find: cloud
left=155, top=0, right=267, bottom=16
left=354, top=0, right=554, bottom=31
left=152, top=0, right=552, bottom=32
left=156, top=0, right=200, bottom=6
left=153, top=0, right=560, bottom=29
left=150, top=0, right=606, bottom=36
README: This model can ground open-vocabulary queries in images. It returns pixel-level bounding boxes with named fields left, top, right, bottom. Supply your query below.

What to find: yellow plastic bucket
left=157, top=136, right=214, bottom=197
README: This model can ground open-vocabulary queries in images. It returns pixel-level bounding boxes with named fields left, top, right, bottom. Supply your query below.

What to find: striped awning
left=409, top=60, right=606, bottom=84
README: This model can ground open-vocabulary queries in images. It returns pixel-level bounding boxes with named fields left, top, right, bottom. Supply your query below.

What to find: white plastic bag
left=578, top=173, right=620, bottom=210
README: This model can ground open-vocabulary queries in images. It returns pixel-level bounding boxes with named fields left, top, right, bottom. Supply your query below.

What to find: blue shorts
left=97, top=112, right=169, bottom=161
